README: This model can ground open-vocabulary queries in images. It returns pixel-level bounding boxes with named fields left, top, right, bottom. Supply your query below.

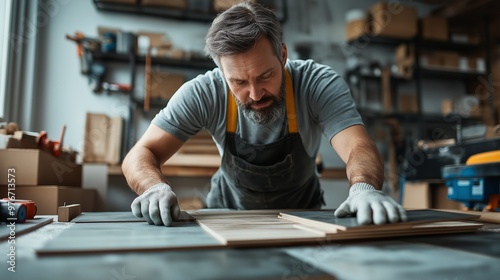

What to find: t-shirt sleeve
left=151, top=72, right=224, bottom=142
left=302, top=62, right=363, bottom=141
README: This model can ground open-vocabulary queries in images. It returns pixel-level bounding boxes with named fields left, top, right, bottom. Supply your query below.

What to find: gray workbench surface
left=1, top=214, right=499, bottom=280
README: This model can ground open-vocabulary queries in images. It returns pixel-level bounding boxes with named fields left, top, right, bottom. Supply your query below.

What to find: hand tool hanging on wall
left=65, top=32, right=100, bottom=75
left=66, top=32, right=107, bottom=92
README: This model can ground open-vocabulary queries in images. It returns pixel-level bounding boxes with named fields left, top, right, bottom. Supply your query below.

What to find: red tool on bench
left=37, top=125, right=66, bottom=157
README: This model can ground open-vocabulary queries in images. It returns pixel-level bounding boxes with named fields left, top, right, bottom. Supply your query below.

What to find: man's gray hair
left=204, top=1, right=283, bottom=68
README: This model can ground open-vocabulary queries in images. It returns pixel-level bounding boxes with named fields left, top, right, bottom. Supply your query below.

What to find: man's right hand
left=131, top=183, right=180, bottom=226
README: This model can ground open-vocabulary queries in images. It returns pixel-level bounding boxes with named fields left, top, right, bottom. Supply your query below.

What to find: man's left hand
left=334, top=183, right=407, bottom=225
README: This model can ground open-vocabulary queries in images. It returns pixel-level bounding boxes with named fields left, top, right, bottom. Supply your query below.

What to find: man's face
left=220, top=37, right=287, bottom=124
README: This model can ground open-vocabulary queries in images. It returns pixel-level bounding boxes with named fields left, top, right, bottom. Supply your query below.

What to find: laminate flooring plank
left=436, top=209, right=500, bottom=224
left=11, top=248, right=336, bottom=280
left=193, top=210, right=483, bottom=245
left=36, top=222, right=222, bottom=256
left=194, top=212, right=325, bottom=246
left=321, top=222, right=483, bottom=240
left=70, top=211, right=194, bottom=223
left=279, top=209, right=480, bottom=232
left=0, top=217, right=53, bottom=241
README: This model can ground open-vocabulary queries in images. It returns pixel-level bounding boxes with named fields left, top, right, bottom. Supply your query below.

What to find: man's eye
left=234, top=80, right=245, bottom=86
left=262, top=72, right=272, bottom=79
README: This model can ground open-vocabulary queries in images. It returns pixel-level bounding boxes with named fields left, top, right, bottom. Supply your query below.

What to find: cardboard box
left=96, top=0, right=136, bottom=4
left=421, top=16, right=448, bottom=41
left=0, top=149, right=82, bottom=186
left=346, top=19, right=368, bottom=41
left=431, top=183, right=465, bottom=210
left=395, top=43, right=414, bottom=78
left=83, top=113, right=123, bottom=165
left=149, top=72, right=185, bottom=100
left=135, top=32, right=171, bottom=51
left=440, top=51, right=460, bottom=68
left=442, top=99, right=454, bottom=115
left=421, top=51, right=459, bottom=69
left=213, top=0, right=255, bottom=12
left=402, top=181, right=465, bottom=210
left=399, top=93, right=418, bottom=113
left=369, top=2, right=417, bottom=39
left=403, top=181, right=430, bottom=209
left=0, top=185, right=96, bottom=215
left=142, top=0, right=187, bottom=9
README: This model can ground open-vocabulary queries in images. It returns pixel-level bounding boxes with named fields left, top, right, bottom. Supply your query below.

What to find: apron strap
left=284, top=70, right=298, bottom=133
left=226, top=88, right=238, bottom=133
left=226, top=69, right=297, bottom=133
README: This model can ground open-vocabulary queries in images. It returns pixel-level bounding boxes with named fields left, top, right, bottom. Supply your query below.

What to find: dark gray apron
left=206, top=70, right=324, bottom=209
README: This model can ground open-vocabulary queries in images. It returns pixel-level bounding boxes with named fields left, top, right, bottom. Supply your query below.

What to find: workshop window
left=0, top=0, right=12, bottom=120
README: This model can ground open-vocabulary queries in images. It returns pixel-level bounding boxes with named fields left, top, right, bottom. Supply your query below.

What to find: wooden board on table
left=279, top=209, right=480, bottom=233
left=0, top=217, right=53, bottom=241
left=37, top=210, right=484, bottom=255
left=192, top=210, right=482, bottom=245
left=70, top=211, right=194, bottom=223
left=192, top=211, right=325, bottom=246
left=435, top=209, right=500, bottom=224
left=36, top=221, right=222, bottom=256
left=317, top=221, right=483, bottom=240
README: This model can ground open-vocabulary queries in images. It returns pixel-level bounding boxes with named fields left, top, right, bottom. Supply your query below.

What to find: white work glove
left=131, top=183, right=180, bottom=226
left=334, top=183, right=407, bottom=225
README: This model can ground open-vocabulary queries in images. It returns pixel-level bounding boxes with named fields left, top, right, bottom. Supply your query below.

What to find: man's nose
left=248, top=83, right=264, bottom=101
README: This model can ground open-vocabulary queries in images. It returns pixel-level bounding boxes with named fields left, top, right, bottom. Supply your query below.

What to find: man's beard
left=235, top=73, right=286, bottom=125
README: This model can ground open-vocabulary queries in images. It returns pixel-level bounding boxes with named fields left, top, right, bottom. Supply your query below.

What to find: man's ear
left=281, top=43, right=287, bottom=66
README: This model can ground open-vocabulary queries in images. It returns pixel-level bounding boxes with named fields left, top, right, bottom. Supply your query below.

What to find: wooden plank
left=70, top=211, right=194, bottom=223
left=108, top=153, right=221, bottom=177
left=322, top=221, right=482, bottom=240
left=319, top=168, right=346, bottom=179
left=36, top=210, right=485, bottom=256
left=192, top=212, right=325, bottom=246
left=57, top=204, right=81, bottom=222
left=192, top=210, right=482, bottom=246
left=279, top=209, right=480, bottom=233
left=165, top=153, right=221, bottom=167
left=36, top=222, right=223, bottom=256
left=0, top=217, right=53, bottom=241
left=436, top=209, right=500, bottom=224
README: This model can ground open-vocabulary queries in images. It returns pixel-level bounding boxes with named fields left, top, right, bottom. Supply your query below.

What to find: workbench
left=1, top=211, right=500, bottom=279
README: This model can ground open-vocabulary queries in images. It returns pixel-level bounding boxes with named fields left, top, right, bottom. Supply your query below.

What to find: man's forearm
left=122, top=146, right=169, bottom=195
left=345, top=139, right=384, bottom=189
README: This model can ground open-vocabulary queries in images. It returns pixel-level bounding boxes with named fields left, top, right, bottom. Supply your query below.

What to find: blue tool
left=442, top=162, right=500, bottom=211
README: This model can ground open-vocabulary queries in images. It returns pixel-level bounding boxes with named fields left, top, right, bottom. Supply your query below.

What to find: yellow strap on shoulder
left=285, top=70, right=298, bottom=133
left=226, top=89, right=238, bottom=133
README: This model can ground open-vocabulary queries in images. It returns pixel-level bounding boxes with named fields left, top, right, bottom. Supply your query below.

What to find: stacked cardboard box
left=345, top=2, right=418, bottom=41
left=421, top=16, right=448, bottom=41
left=369, top=2, right=417, bottom=39
left=0, top=148, right=96, bottom=215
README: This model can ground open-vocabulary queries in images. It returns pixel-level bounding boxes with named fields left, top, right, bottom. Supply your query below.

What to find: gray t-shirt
left=152, top=59, right=363, bottom=158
